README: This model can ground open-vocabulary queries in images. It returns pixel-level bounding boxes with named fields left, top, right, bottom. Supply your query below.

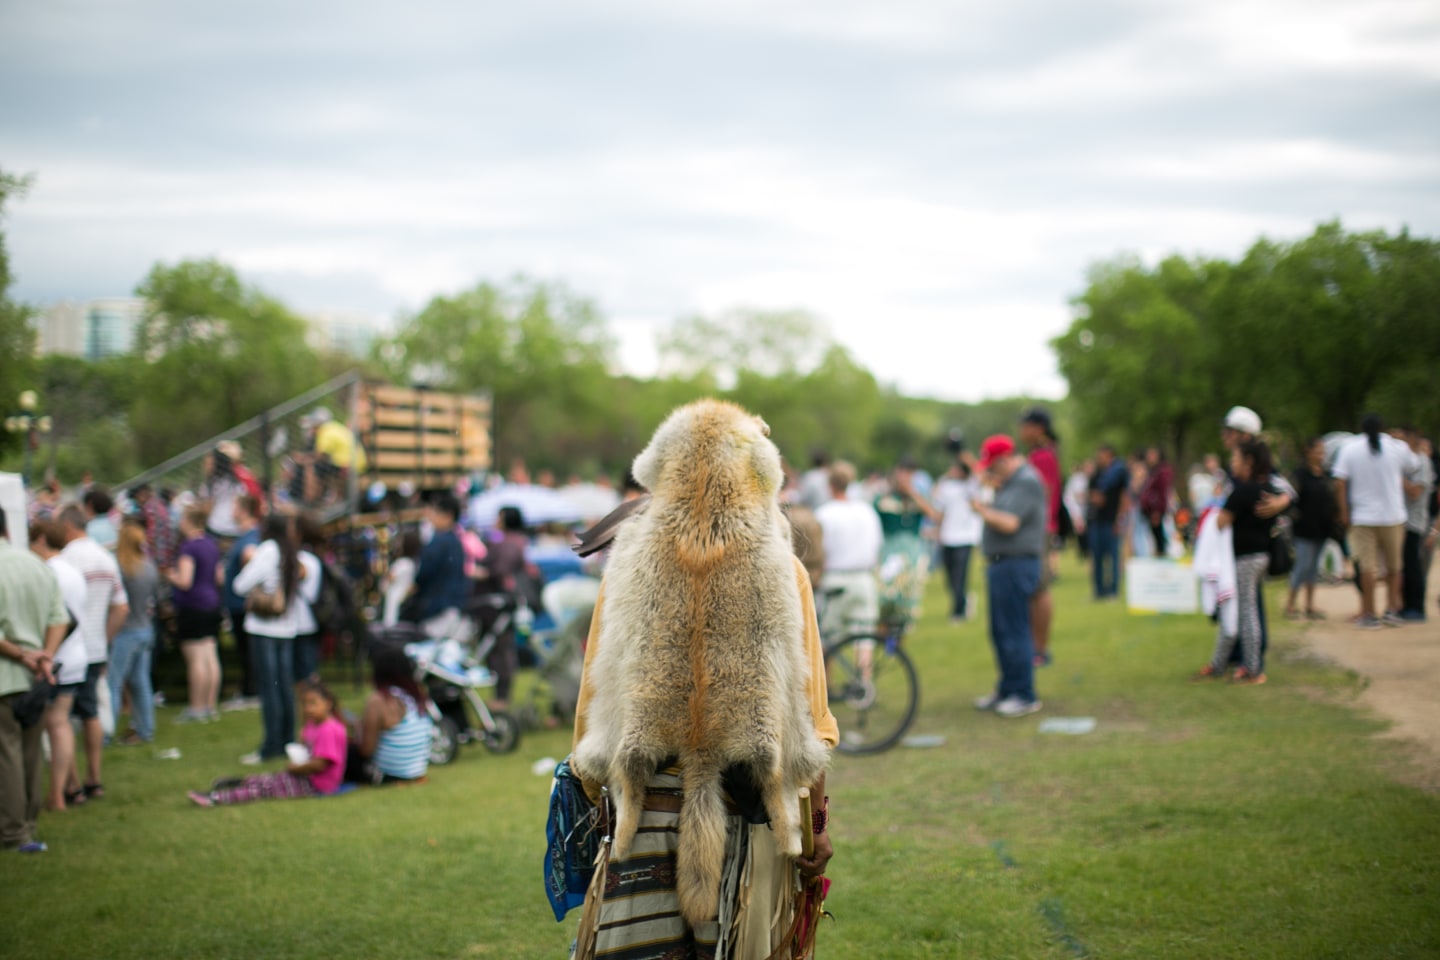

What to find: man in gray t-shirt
left=971, top=435, right=1048, bottom=718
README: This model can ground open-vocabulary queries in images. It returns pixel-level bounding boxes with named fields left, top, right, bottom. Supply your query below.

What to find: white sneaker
left=994, top=697, right=1042, bottom=718
left=238, top=751, right=264, bottom=766
left=974, top=693, right=1001, bottom=711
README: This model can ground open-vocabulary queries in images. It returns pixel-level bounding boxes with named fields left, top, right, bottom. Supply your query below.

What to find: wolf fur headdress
left=572, top=399, right=831, bottom=924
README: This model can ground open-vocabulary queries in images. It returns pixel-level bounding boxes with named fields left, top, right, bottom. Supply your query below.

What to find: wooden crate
left=355, top=384, right=491, bottom=492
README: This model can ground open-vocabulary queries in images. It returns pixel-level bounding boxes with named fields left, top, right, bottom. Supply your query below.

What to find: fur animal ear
left=751, top=431, right=784, bottom=496
left=633, top=406, right=689, bottom=490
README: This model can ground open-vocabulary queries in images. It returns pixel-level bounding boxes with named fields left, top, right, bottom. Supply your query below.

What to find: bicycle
left=818, top=586, right=920, bottom=755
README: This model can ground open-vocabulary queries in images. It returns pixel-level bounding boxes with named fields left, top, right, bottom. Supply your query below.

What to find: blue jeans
left=108, top=626, right=155, bottom=741
left=1091, top=523, right=1121, bottom=597
left=987, top=555, right=1041, bottom=703
left=252, top=634, right=295, bottom=759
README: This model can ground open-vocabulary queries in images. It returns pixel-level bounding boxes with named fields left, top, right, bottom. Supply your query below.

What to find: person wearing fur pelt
left=568, top=399, right=839, bottom=960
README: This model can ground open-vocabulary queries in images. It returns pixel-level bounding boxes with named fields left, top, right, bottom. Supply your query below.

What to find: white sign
left=0, top=473, right=24, bottom=544
left=1125, top=558, right=1199, bottom=614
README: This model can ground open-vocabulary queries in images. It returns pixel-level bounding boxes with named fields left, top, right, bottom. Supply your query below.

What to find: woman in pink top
left=187, top=681, right=347, bottom=806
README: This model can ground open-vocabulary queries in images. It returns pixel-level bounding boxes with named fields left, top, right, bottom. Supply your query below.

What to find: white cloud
left=4, top=0, right=1437, bottom=403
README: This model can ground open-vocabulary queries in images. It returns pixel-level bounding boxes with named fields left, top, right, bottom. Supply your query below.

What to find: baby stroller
left=368, top=615, right=521, bottom=766
left=515, top=576, right=598, bottom=732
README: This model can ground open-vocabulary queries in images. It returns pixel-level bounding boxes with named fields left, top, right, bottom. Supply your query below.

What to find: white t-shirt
left=205, top=477, right=244, bottom=537
left=814, top=499, right=884, bottom=572
left=293, top=550, right=323, bottom=636
left=47, top=556, right=90, bottom=686
left=59, top=537, right=128, bottom=665
left=382, top=557, right=418, bottom=627
left=932, top=476, right=983, bottom=546
left=1332, top=434, right=1414, bottom=527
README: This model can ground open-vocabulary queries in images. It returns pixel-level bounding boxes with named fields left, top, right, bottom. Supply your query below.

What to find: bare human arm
left=0, top=633, right=58, bottom=685
left=972, top=500, right=1021, bottom=535
left=106, top=603, right=130, bottom=643
left=357, top=693, right=401, bottom=758
left=794, top=769, right=832, bottom=880
left=168, top=554, right=196, bottom=591
left=1333, top=478, right=1349, bottom=529
left=1255, top=492, right=1292, bottom=519
left=893, top=472, right=943, bottom=524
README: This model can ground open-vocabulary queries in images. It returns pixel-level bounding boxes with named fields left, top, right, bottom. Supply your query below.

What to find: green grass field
left=9, top=558, right=1439, bottom=959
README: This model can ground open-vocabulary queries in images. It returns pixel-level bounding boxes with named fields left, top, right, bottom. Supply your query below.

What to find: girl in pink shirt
left=189, top=681, right=348, bottom=806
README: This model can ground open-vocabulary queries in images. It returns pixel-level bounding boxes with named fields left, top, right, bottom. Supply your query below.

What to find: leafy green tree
left=131, top=259, right=322, bottom=465
left=0, top=169, right=38, bottom=460
left=658, top=308, right=829, bottom=382
left=658, top=309, right=884, bottom=469
left=1052, top=255, right=1225, bottom=465
left=35, top=354, right=142, bottom=483
left=1218, top=222, right=1440, bottom=440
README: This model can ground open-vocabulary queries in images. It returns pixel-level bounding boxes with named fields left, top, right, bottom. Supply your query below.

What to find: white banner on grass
left=1125, top=558, right=1199, bottom=614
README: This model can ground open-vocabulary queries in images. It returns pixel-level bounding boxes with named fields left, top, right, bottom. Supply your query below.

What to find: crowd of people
left=4, top=398, right=1435, bottom=913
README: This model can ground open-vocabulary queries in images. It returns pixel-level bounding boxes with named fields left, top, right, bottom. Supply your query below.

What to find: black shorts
left=70, top=662, right=105, bottom=719
left=175, top=606, right=223, bottom=642
left=50, top=681, right=84, bottom=703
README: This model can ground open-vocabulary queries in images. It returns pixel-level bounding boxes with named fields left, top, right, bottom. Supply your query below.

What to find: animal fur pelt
left=571, top=399, right=831, bottom=925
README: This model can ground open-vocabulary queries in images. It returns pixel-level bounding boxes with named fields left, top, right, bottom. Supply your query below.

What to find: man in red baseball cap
left=970, top=434, right=1048, bottom=718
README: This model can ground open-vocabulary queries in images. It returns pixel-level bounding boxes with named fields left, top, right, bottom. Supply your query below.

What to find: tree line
left=5, top=161, right=1437, bottom=485
left=1053, top=221, right=1440, bottom=467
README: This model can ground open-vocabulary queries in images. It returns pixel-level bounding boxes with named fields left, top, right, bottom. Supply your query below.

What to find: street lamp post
left=4, top=390, right=53, bottom=488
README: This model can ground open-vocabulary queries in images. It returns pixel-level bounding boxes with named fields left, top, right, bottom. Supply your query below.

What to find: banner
left=1125, top=558, right=1199, bottom=614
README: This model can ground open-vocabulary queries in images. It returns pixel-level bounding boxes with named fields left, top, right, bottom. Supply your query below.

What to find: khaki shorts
left=819, top=570, right=880, bottom=637
left=1349, top=525, right=1404, bottom=577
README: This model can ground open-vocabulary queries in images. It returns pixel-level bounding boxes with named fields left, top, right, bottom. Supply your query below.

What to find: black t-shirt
left=1225, top=480, right=1277, bottom=556
left=1291, top=467, right=1336, bottom=540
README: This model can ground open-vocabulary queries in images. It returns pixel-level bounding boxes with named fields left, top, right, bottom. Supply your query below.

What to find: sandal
left=63, top=788, right=87, bottom=807
left=1189, top=664, right=1224, bottom=682
left=1231, top=668, right=1268, bottom=686
left=83, top=782, right=105, bottom=800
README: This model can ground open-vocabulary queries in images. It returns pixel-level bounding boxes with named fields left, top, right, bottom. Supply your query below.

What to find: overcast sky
left=3, top=0, right=1437, bottom=400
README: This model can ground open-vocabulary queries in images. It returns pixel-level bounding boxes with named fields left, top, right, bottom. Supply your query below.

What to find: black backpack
left=311, top=561, right=356, bottom=634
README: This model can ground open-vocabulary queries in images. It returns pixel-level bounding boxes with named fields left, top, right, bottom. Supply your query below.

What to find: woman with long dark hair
left=232, top=513, right=301, bottom=764
left=1195, top=439, right=1276, bottom=684
left=346, top=646, right=433, bottom=784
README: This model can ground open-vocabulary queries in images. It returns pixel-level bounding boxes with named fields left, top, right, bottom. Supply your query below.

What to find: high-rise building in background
left=36, top=300, right=384, bottom=361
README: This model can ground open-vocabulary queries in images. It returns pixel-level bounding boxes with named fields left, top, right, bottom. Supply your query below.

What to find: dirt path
left=1289, top=559, right=1439, bottom=789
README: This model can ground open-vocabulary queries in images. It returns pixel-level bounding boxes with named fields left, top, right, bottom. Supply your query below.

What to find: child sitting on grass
left=189, top=681, right=347, bottom=806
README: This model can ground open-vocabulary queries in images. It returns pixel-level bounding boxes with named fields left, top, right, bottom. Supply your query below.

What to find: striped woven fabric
left=574, top=771, right=797, bottom=960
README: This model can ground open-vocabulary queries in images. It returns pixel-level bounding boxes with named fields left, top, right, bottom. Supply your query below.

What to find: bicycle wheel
left=480, top=710, right=521, bottom=754
left=824, top=633, right=919, bottom=755
left=430, top=716, right=460, bottom=766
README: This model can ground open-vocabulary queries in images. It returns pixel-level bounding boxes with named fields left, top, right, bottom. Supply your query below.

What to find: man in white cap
left=1222, top=406, right=1263, bottom=448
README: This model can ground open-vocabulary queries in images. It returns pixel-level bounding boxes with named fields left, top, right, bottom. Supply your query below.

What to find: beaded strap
left=812, top=796, right=829, bottom=834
